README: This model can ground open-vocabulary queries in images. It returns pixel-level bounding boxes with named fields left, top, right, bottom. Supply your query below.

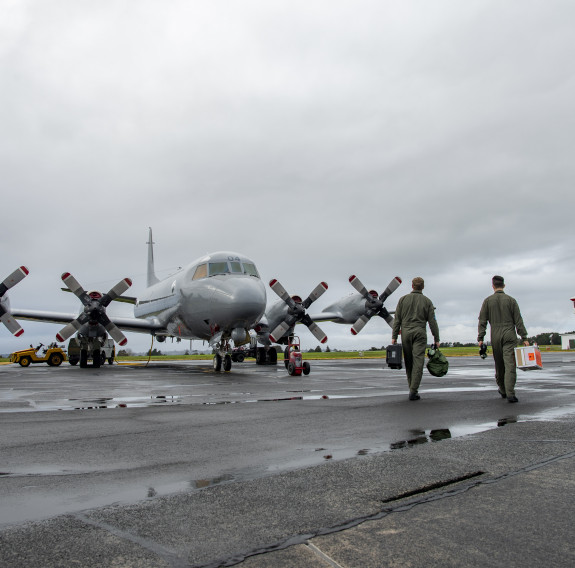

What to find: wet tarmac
left=1, top=353, right=574, bottom=566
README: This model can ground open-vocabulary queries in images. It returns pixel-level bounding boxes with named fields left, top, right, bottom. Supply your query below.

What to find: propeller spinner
left=348, top=275, right=402, bottom=335
left=56, top=273, right=132, bottom=346
left=0, top=266, right=30, bottom=337
left=268, top=279, right=329, bottom=344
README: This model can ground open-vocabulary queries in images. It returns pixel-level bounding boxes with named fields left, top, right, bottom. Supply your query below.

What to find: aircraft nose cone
left=212, top=277, right=267, bottom=327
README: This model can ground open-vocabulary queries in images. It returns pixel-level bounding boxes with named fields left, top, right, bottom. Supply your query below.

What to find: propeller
left=0, top=266, right=29, bottom=337
left=56, top=273, right=132, bottom=346
left=268, top=279, right=329, bottom=344
left=348, top=275, right=402, bottom=335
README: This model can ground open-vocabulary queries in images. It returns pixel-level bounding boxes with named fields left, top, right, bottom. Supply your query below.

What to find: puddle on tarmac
left=69, top=395, right=184, bottom=410
left=3, top=374, right=573, bottom=412
left=3, top=402, right=575, bottom=527
left=0, top=471, right=241, bottom=526
left=522, top=402, right=575, bottom=421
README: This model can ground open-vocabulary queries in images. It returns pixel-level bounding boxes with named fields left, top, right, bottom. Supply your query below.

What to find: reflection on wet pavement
left=390, top=428, right=452, bottom=449
left=388, top=418, right=525, bottom=450
left=194, top=473, right=234, bottom=489
left=2, top=355, right=575, bottom=526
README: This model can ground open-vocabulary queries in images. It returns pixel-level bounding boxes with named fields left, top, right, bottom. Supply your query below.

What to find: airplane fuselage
left=134, top=251, right=267, bottom=345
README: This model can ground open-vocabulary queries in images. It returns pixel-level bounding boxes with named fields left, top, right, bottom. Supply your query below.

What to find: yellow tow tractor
left=10, top=342, right=67, bottom=367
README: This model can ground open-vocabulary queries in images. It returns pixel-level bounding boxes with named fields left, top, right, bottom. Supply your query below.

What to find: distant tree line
left=526, top=332, right=563, bottom=345
left=307, top=331, right=571, bottom=353
left=440, top=332, right=564, bottom=348
left=307, top=345, right=331, bottom=353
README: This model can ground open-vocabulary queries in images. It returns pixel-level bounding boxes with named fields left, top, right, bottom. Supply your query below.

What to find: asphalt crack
left=70, top=450, right=575, bottom=568
left=194, top=450, right=575, bottom=568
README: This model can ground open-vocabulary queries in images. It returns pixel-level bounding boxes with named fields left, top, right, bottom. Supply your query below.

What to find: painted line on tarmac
left=74, top=513, right=189, bottom=568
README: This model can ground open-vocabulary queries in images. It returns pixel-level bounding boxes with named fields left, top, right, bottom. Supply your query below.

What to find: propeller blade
left=379, top=307, right=394, bottom=327
left=269, top=279, right=295, bottom=307
left=0, top=266, right=29, bottom=336
left=0, top=313, right=24, bottom=337
left=303, top=282, right=328, bottom=309
left=304, top=320, right=328, bottom=344
left=0, top=266, right=29, bottom=296
left=101, top=278, right=133, bottom=307
left=61, top=272, right=90, bottom=305
left=379, top=276, right=402, bottom=302
left=348, top=275, right=370, bottom=299
left=351, top=314, right=370, bottom=336
left=269, top=321, right=292, bottom=343
left=103, top=319, right=128, bottom=346
left=56, top=319, right=83, bottom=343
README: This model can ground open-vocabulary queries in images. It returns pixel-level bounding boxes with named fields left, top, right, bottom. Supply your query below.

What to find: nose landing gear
left=213, top=341, right=233, bottom=372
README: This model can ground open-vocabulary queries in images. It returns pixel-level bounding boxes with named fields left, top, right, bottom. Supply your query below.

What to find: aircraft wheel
left=287, top=361, right=295, bottom=376
left=213, top=354, right=222, bottom=371
left=223, top=354, right=232, bottom=372
left=48, top=353, right=63, bottom=366
left=19, top=356, right=31, bottom=367
left=69, top=358, right=79, bottom=366
left=284, top=347, right=290, bottom=369
left=80, top=350, right=88, bottom=368
left=303, top=362, right=311, bottom=375
left=256, top=347, right=265, bottom=365
left=268, top=349, right=277, bottom=365
left=92, top=350, right=101, bottom=368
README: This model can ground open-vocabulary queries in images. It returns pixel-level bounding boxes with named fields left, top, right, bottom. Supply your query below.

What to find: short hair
left=412, top=277, right=424, bottom=291
left=492, top=275, right=505, bottom=288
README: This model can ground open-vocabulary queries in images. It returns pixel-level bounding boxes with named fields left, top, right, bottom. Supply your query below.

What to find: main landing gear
left=255, top=346, right=277, bottom=365
left=213, top=343, right=278, bottom=371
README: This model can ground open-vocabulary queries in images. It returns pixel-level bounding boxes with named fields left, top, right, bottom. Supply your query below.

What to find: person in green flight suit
left=478, top=275, right=529, bottom=403
left=391, top=277, right=440, bottom=401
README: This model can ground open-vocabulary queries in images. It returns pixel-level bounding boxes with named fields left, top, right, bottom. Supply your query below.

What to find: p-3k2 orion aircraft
left=1, top=229, right=402, bottom=371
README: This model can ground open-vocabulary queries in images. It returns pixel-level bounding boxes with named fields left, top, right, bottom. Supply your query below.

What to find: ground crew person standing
left=391, top=277, right=440, bottom=401
left=478, top=275, right=529, bottom=403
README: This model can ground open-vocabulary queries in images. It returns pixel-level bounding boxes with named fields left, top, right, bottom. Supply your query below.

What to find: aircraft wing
left=61, top=288, right=138, bottom=305
left=10, top=309, right=166, bottom=335
left=309, top=311, right=345, bottom=323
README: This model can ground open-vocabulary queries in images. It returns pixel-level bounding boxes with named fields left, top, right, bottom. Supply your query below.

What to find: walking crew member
left=478, top=275, right=529, bottom=403
left=391, top=277, right=440, bottom=401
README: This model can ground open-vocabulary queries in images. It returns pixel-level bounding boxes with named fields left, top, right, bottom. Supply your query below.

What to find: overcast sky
left=2, top=0, right=575, bottom=354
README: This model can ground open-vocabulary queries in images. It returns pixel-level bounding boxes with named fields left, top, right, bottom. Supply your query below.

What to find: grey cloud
left=2, top=0, right=575, bottom=354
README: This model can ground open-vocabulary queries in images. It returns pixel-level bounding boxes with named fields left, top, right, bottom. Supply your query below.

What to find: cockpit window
left=209, top=262, right=229, bottom=276
left=196, top=260, right=260, bottom=278
left=243, top=263, right=259, bottom=277
left=192, top=264, right=208, bottom=280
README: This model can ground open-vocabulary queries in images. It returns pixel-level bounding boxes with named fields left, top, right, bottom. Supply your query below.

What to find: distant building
left=560, top=333, right=575, bottom=350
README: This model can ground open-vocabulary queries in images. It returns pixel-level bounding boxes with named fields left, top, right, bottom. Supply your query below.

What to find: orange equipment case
left=514, top=345, right=543, bottom=371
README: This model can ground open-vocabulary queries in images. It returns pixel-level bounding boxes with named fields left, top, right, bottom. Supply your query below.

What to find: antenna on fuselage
left=146, top=227, right=160, bottom=287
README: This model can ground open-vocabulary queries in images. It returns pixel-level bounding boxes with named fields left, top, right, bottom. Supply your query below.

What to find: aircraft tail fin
left=147, top=227, right=160, bottom=287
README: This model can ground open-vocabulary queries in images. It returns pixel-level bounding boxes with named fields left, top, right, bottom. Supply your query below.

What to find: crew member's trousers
left=491, top=329, right=518, bottom=396
left=402, top=327, right=428, bottom=394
